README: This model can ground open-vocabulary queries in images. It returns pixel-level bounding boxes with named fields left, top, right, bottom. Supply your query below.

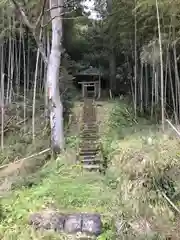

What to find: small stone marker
left=64, top=214, right=82, bottom=233
left=29, top=209, right=102, bottom=237
left=82, top=213, right=102, bottom=236
left=29, top=210, right=65, bottom=231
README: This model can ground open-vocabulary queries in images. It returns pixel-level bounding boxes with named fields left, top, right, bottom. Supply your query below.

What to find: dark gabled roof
left=75, top=66, right=102, bottom=76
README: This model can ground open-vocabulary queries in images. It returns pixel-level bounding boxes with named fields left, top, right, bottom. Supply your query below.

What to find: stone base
left=29, top=209, right=102, bottom=237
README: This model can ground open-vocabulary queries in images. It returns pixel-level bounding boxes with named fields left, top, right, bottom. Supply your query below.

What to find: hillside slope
left=0, top=99, right=180, bottom=239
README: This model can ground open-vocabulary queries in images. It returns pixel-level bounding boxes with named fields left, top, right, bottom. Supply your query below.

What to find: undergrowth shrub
left=102, top=100, right=180, bottom=238
left=62, top=87, right=74, bottom=122
left=109, top=102, right=135, bottom=129
left=101, top=101, right=142, bottom=163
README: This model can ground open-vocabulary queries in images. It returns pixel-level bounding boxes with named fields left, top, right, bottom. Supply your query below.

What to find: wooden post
left=82, top=83, right=85, bottom=98
left=85, top=85, right=87, bottom=97
left=98, top=75, right=101, bottom=99
left=94, top=83, right=97, bottom=97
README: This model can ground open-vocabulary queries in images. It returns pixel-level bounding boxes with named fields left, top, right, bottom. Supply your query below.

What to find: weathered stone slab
left=29, top=209, right=102, bottom=237
left=29, top=210, right=65, bottom=232
left=64, top=214, right=82, bottom=233
left=82, top=213, right=102, bottom=236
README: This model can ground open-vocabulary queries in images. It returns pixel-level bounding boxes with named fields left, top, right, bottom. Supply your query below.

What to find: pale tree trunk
left=168, top=55, right=177, bottom=123
left=1, top=73, right=4, bottom=150
left=145, top=63, right=148, bottom=108
left=109, top=51, right=116, bottom=94
left=6, top=25, right=11, bottom=104
left=47, top=0, right=64, bottom=152
left=140, top=62, right=143, bottom=113
left=22, top=33, right=26, bottom=131
left=107, top=0, right=116, bottom=95
left=134, top=0, right=137, bottom=119
left=32, top=31, right=41, bottom=141
left=44, top=29, right=50, bottom=121
left=151, top=63, right=155, bottom=118
left=156, top=0, right=164, bottom=130
left=11, top=0, right=64, bottom=152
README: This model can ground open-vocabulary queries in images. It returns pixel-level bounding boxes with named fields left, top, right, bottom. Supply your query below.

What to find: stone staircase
left=77, top=98, right=103, bottom=171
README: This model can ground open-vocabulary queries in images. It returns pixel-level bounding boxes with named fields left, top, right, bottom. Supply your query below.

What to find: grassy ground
left=102, top=100, right=180, bottom=239
left=0, top=98, right=180, bottom=239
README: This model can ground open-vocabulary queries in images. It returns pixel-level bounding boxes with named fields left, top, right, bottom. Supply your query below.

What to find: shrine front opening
left=78, top=81, right=100, bottom=98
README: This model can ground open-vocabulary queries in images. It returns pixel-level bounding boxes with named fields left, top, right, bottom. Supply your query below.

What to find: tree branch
left=11, top=0, right=48, bottom=64
left=41, top=9, right=77, bottom=28
left=11, top=0, right=35, bottom=29
left=35, top=0, right=47, bottom=28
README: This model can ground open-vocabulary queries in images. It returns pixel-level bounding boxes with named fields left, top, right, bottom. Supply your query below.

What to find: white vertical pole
left=82, top=83, right=84, bottom=98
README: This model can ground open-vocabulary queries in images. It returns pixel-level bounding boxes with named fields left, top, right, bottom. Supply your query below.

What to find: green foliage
left=66, top=135, right=79, bottom=148
left=62, top=88, right=74, bottom=121
left=108, top=101, right=150, bottom=138
left=0, top=158, right=116, bottom=239
left=0, top=100, right=180, bottom=239
left=100, top=100, right=180, bottom=239
left=110, top=103, right=135, bottom=129
left=0, top=96, right=50, bottom=166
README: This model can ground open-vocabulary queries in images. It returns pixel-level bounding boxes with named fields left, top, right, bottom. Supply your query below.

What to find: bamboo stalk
left=1, top=73, right=5, bottom=150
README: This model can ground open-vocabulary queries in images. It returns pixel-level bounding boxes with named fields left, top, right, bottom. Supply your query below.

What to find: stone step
left=81, top=131, right=98, bottom=134
left=81, top=130, right=97, bottom=134
left=79, top=140, right=99, bottom=144
left=79, top=152, right=97, bottom=156
left=81, top=123, right=97, bottom=126
left=82, top=135, right=97, bottom=137
left=81, top=122, right=97, bottom=125
left=79, top=143, right=99, bottom=147
left=82, top=129, right=97, bottom=132
left=82, top=125, right=96, bottom=128
left=80, top=159, right=101, bottom=164
left=79, top=148, right=99, bottom=153
left=81, top=138, right=98, bottom=141
left=81, top=140, right=98, bottom=143
left=82, top=121, right=96, bottom=124
left=81, top=134, right=98, bottom=138
left=81, top=132, right=98, bottom=135
left=81, top=136, right=98, bottom=139
left=82, top=126, right=97, bottom=129
left=79, top=144, right=100, bottom=152
left=80, top=139, right=99, bottom=143
left=81, top=128, right=98, bottom=132
left=83, top=155, right=96, bottom=159
left=79, top=156, right=96, bottom=160
left=83, top=164, right=101, bottom=170
left=81, top=133, right=97, bottom=137
left=78, top=99, right=103, bottom=172
left=81, top=125, right=97, bottom=128
left=79, top=146, right=99, bottom=150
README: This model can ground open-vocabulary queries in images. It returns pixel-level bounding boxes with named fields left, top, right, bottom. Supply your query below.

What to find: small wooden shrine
left=75, top=67, right=102, bottom=98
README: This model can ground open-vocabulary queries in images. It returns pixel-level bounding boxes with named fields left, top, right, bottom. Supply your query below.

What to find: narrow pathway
left=77, top=98, right=103, bottom=171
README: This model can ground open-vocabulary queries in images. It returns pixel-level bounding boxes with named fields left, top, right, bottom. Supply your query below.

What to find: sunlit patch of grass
left=1, top=99, right=180, bottom=239
left=0, top=156, right=117, bottom=239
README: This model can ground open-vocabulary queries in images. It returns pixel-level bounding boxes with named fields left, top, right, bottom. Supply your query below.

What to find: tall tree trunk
left=11, top=0, right=64, bottom=152
left=47, top=0, right=64, bottom=152
left=140, top=62, right=143, bottom=113
left=156, top=0, right=164, bottom=130
left=134, top=0, right=137, bottom=119
left=109, top=51, right=116, bottom=94
left=107, top=0, right=116, bottom=95
left=32, top=29, right=42, bottom=141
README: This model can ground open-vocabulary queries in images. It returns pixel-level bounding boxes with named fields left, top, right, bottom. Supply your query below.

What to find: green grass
left=0, top=158, right=116, bottom=239
left=1, top=98, right=180, bottom=239
left=100, top=100, right=180, bottom=239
